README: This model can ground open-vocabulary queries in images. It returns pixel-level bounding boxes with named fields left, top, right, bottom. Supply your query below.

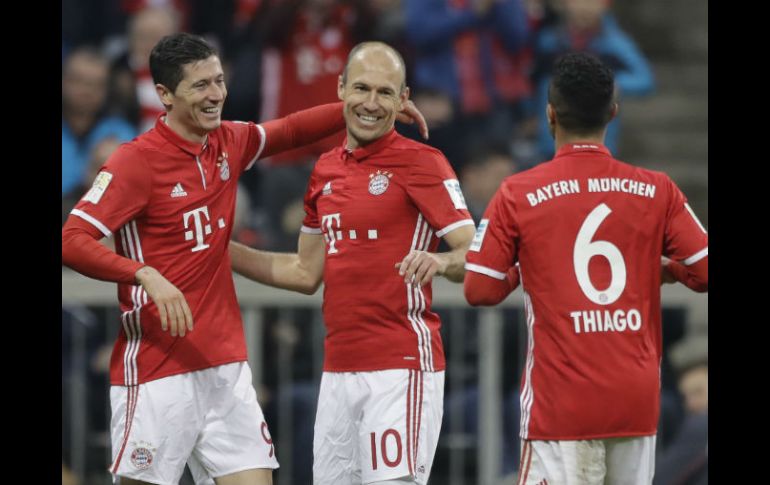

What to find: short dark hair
left=149, top=33, right=217, bottom=93
left=341, top=41, right=406, bottom=93
left=548, top=53, right=615, bottom=134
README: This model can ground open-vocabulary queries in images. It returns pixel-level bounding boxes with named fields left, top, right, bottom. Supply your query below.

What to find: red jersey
left=465, top=143, right=708, bottom=440
left=302, top=130, right=474, bottom=372
left=71, top=116, right=267, bottom=386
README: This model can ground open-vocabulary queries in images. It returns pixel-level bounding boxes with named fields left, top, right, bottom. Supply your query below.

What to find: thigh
left=192, top=363, right=279, bottom=480
left=313, top=372, right=358, bottom=485
left=109, top=375, right=202, bottom=485
left=605, top=435, right=656, bottom=485
left=360, top=370, right=444, bottom=485
left=517, top=439, right=606, bottom=485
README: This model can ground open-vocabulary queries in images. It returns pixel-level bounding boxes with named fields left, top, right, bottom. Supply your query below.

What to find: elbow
left=464, top=285, right=501, bottom=307
left=61, top=233, right=77, bottom=268
left=298, top=278, right=322, bottom=295
left=690, top=278, right=708, bottom=293
left=297, top=286, right=317, bottom=296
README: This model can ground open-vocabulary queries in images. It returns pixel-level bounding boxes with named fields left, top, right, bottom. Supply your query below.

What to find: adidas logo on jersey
left=322, top=181, right=332, bottom=195
left=170, top=183, right=188, bottom=198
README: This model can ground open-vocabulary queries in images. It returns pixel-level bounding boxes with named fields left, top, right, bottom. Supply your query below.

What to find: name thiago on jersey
left=569, top=307, right=642, bottom=334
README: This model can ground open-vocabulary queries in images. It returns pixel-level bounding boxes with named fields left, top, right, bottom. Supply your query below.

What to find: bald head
left=337, top=42, right=409, bottom=149
left=129, top=6, right=180, bottom=66
left=341, top=42, right=406, bottom=93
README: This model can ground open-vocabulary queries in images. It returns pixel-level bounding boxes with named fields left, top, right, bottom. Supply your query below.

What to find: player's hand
left=135, top=266, right=194, bottom=337
left=397, top=100, right=429, bottom=140
left=395, top=250, right=444, bottom=286
left=660, top=256, right=677, bottom=285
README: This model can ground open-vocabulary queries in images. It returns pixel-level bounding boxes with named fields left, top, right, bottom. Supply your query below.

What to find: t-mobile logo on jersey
left=322, top=213, right=342, bottom=254
left=183, top=206, right=213, bottom=252
left=321, top=213, right=379, bottom=254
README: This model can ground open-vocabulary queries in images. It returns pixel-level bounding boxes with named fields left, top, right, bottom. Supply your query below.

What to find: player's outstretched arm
left=395, top=224, right=475, bottom=285
left=229, top=232, right=325, bottom=295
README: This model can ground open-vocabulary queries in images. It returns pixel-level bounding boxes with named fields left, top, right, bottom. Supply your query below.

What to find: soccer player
left=229, top=42, right=476, bottom=485
left=61, top=33, right=427, bottom=485
left=464, top=53, right=708, bottom=484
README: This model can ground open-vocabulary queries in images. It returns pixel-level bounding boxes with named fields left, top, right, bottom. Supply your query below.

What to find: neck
left=554, top=128, right=606, bottom=152
left=164, top=114, right=207, bottom=144
left=345, top=131, right=360, bottom=151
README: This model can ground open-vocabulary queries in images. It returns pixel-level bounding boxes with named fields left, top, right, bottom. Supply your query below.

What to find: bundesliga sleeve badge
left=82, top=171, right=113, bottom=204
left=368, top=170, right=393, bottom=195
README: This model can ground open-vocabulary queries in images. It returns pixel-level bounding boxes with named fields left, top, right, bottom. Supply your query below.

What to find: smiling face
left=157, top=55, right=226, bottom=143
left=338, top=46, right=408, bottom=149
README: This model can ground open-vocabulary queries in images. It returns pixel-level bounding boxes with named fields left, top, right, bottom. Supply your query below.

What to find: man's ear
left=156, top=83, right=173, bottom=109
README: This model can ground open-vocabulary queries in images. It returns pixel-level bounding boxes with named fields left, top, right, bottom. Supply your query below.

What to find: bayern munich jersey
left=71, top=115, right=267, bottom=386
left=302, top=130, right=474, bottom=372
left=465, top=143, right=708, bottom=440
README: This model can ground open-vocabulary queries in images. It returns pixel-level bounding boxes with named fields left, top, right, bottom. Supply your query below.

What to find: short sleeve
left=301, top=167, right=322, bottom=235
left=465, top=182, right=520, bottom=280
left=663, top=175, right=708, bottom=265
left=406, top=150, right=474, bottom=237
left=70, top=144, right=152, bottom=237
left=227, top=120, right=267, bottom=173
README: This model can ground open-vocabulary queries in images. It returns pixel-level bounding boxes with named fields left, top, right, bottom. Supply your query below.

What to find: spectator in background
left=404, top=0, right=531, bottom=170
left=250, top=0, right=380, bottom=249
left=654, top=337, right=708, bottom=485
left=62, top=137, right=123, bottom=226
left=62, top=0, right=126, bottom=50
left=531, top=0, right=654, bottom=163
left=110, top=5, right=181, bottom=132
left=62, top=48, right=136, bottom=198
left=460, top=144, right=518, bottom=221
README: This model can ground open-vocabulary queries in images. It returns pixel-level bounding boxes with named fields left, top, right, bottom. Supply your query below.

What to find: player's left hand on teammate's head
left=397, top=100, right=429, bottom=140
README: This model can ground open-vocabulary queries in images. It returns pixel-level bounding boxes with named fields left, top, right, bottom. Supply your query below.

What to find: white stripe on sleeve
left=71, top=209, right=112, bottom=238
left=464, top=263, right=507, bottom=280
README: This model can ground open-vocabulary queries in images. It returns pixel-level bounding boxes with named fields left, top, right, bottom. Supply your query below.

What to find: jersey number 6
left=573, top=203, right=627, bottom=305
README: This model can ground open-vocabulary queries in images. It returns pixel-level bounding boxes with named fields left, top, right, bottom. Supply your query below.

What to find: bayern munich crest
left=368, top=170, right=393, bottom=195
left=130, top=442, right=155, bottom=470
left=218, top=152, right=230, bottom=181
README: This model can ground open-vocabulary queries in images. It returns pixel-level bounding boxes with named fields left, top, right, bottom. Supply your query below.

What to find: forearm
left=62, top=218, right=143, bottom=284
left=436, top=247, right=470, bottom=282
left=260, top=102, right=345, bottom=158
left=229, top=241, right=321, bottom=295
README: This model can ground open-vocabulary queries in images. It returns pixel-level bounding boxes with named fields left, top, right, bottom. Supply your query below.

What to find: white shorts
left=313, top=369, right=444, bottom=485
left=516, top=435, right=656, bottom=485
left=109, top=362, right=279, bottom=485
